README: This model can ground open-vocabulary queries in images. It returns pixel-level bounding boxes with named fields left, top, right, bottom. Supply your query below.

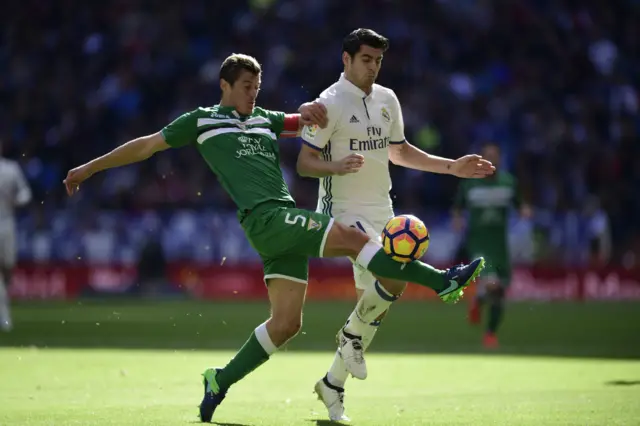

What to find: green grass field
left=1, top=301, right=639, bottom=425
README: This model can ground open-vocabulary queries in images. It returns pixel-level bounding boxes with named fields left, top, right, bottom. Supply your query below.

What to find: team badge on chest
left=381, top=106, right=391, bottom=123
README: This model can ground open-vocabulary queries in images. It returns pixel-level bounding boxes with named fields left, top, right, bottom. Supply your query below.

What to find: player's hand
left=450, top=155, right=495, bottom=178
left=332, top=153, right=364, bottom=176
left=63, top=164, right=94, bottom=196
left=299, top=101, right=328, bottom=129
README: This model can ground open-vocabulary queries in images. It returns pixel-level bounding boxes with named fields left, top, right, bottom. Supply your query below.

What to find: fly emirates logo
left=235, top=135, right=276, bottom=160
left=349, top=126, right=389, bottom=151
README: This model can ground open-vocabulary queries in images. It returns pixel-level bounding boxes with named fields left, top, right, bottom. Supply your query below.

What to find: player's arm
left=390, top=142, right=494, bottom=178
left=385, top=91, right=456, bottom=174
left=295, top=99, right=364, bottom=177
left=90, top=132, right=170, bottom=172
left=63, top=132, right=170, bottom=195
left=385, top=91, right=493, bottom=177
left=389, top=142, right=456, bottom=174
left=277, top=102, right=328, bottom=139
left=64, top=110, right=196, bottom=196
left=297, top=143, right=364, bottom=177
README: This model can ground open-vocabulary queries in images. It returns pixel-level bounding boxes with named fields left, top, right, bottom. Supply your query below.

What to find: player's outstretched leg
left=199, top=278, right=306, bottom=422
left=321, top=223, right=485, bottom=328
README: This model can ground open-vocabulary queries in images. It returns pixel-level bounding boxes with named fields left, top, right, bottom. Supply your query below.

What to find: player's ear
left=342, top=52, right=351, bottom=68
left=220, top=78, right=231, bottom=94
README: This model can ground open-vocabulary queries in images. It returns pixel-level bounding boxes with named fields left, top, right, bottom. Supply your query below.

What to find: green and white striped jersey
left=162, top=105, right=294, bottom=212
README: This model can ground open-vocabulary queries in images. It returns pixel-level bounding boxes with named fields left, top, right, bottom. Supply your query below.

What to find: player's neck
left=219, top=98, right=235, bottom=110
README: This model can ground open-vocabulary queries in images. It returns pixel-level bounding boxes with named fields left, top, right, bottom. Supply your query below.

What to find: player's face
left=482, top=145, right=501, bottom=169
left=226, top=70, right=261, bottom=115
left=344, top=45, right=384, bottom=90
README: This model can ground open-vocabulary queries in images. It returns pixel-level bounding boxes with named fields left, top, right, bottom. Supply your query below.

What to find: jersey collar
left=217, top=104, right=249, bottom=118
left=338, top=73, right=373, bottom=98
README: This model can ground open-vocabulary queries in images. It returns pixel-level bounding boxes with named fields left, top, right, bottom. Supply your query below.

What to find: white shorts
left=333, top=211, right=393, bottom=291
left=0, top=229, right=16, bottom=269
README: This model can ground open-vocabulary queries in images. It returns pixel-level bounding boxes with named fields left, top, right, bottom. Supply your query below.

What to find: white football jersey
left=302, top=73, right=405, bottom=218
left=0, top=158, right=31, bottom=231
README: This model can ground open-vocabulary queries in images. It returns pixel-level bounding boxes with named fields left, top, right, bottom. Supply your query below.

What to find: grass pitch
left=0, top=349, right=638, bottom=425
left=0, top=301, right=639, bottom=425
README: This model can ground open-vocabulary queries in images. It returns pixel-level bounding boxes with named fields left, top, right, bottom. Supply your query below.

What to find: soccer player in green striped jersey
left=64, top=53, right=490, bottom=423
left=453, top=142, right=532, bottom=348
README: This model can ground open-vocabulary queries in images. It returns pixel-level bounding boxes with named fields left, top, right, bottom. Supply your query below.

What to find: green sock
left=215, top=331, right=270, bottom=390
left=366, top=248, right=447, bottom=293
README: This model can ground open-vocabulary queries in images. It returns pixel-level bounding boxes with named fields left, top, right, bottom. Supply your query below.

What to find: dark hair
left=342, top=28, right=389, bottom=57
left=219, top=54, right=261, bottom=86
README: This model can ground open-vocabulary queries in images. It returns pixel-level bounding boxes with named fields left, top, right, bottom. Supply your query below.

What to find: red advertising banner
left=8, top=262, right=640, bottom=301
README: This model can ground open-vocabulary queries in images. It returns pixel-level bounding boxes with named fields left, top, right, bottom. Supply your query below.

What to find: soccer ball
left=381, top=214, right=430, bottom=263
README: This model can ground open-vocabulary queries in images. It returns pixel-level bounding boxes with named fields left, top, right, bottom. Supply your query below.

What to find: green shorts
left=466, top=244, right=511, bottom=287
left=240, top=201, right=334, bottom=284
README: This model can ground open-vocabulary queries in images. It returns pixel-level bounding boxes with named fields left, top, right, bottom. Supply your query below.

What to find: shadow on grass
left=307, top=420, right=351, bottom=426
left=605, top=380, right=640, bottom=386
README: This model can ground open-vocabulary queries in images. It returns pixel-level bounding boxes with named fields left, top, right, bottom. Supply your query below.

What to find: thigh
left=262, top=254, right=309, bottom=285
left=337, top=214, right=388, bottom=291
left=347, top=217, right=380, bottom=291
left=267, top=276, right=307, bottom=321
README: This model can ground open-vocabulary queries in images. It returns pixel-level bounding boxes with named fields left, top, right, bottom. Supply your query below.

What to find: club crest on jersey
left=381, top=107, right=391, bottom=123
left=307, top=218, right=322, bottom=231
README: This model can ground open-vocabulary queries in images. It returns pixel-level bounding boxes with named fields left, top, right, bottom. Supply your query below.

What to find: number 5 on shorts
left=284, top=213, right=307, bottom=227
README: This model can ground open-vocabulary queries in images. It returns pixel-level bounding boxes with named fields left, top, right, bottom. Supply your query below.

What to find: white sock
left=254, top=321, right=278, bottom=355
left=355, top=240, right=382, bottom=269
left=327, top=322, right=380, bottom=387
left=344, top=281, right=397, bottom=336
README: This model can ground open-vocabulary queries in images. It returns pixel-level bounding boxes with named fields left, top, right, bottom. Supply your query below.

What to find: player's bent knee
left=378, top=279, right=406, bottom=296
left=268, top=316, right=302, bottom=344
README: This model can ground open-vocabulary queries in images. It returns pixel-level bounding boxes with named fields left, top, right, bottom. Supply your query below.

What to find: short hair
left=342, top=28, right=389, bottom=57
left=219, top=54, right=261, bottom=86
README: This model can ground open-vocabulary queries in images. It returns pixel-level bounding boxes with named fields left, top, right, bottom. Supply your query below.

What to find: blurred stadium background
left=1, top=1, right=640, bottom=425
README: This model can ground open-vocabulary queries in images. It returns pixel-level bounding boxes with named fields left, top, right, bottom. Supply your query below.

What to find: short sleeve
left=301, top=98, right=340, bottom=151
left=259, top=109, right=285, bottom=138
left=389, top=90, right=405, bottom=144
left=161, top=110, right=198, bottom=148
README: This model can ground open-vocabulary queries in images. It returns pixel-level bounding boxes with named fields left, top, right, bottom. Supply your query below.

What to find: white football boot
left=337, top=328, right=367, bottom=380
left=314, top=376, right=350, bottom=422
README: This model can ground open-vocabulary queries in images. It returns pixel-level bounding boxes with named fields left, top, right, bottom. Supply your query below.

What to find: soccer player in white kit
left=298, top=29, right=495, bottom=421
left=0, top=142, right=32, bottom=331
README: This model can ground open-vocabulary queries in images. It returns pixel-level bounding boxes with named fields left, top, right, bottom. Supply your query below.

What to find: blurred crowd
left=2, top=0, right=639, bottom=265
